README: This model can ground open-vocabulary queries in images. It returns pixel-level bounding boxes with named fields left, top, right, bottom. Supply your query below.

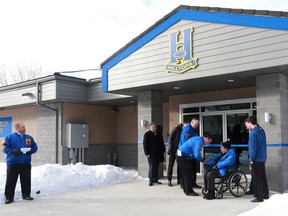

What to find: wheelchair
left=202, top=166, right=248, bottom=199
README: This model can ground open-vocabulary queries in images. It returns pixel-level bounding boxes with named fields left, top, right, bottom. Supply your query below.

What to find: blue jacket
left=179, top=124, right=196, bottom=147
left=207, top=148, right=236, bottom=177
left=178, top=136, right=205, bottom=162
left=249, top=126, right=267, bottom=163
left=2, top=132, right=38, bottom=165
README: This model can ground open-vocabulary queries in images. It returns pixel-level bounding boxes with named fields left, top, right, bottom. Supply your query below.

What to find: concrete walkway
left=1, top=178, right=260, bottom=216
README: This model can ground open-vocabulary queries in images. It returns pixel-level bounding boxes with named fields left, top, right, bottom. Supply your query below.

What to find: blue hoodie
left=2, top=132, right=38, bottom=165
left=207, top=148, right=236, bottom=177
left=249, top=126, right=267, bottom=163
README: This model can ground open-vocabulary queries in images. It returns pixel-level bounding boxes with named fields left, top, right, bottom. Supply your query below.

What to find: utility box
left=66, top=123, right=89, bottom=148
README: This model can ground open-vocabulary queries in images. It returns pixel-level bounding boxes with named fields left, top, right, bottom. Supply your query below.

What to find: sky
left=1, top=0, right=288, bottom=82
left=1, top=162, right=288, bottom=215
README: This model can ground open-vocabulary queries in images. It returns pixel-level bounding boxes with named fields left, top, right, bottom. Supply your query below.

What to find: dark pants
left=204, top=169, right=219, bottom=190
left=167, top=153, right=181, bottom=183
left=5, top=163, right=32, bottom=199
left=177, top=156, right=196, bottom=194
left=191, top=159, right=198, bottom=186
left=251, top=162, right=269, bottom=201
left=147, top=157, right=159, bottom=183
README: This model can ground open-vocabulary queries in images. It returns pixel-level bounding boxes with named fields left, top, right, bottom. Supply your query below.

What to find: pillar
left=256, top=73, right=288, bottom=192
left=137, top=90, right=163, bottom=178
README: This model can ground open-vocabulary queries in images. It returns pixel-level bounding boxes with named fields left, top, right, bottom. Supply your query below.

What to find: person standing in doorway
left=143, top=122, right=166, bottom=186
left=2, top=122, right=38, bottom=204
left=167, top=121, right=189, bottom=187
left=179, top=117, right=201, bottom=188
left=245, top=116, right=269, bottom=202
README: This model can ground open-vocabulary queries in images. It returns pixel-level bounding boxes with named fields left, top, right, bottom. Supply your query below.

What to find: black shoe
left=245, top=190, right=254, bottom=195
left=5, top=199, right=14, bottom=204
left=263, top=195, right=270, bottom=200
left=23, top=196, right=34, bottom=200
left=154, top=180, right=162, bottom=184
left=192, top=184, right=202, bottom=189
left=250, top=198, right=263, bottom=203
left=168, top=181, right=172, bottom=187
left=205, top=190, right=215, bottom=200
left=186, top=191, right=199, bottom=196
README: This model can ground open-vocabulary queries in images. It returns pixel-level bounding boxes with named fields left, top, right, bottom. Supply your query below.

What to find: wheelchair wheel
left=215, top=177, right=229, bottom=193
left=202, top=188, right=208, bottom=195
left=228, top=171, right=248, bottom=197
left=216, top=190, right=223, bottom=199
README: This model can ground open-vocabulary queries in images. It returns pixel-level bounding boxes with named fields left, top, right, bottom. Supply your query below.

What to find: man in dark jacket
left=143, top=122, right=165, bottom=186
left=167, top=121, right=188, bottom=187
left=245, top=116, right=269, bottom=202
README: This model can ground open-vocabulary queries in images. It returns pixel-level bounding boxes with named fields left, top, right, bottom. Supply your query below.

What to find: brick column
left=256, top=73, right=288, bottom=192
left=137, top=90, right=163, bottom=178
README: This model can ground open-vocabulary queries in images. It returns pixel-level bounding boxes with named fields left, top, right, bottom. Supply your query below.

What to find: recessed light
left=174, top=86, right=180, bottom=90
left=227, top=79, right=234, bottom=83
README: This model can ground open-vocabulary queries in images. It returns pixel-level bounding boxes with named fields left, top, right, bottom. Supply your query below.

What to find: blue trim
left=101, top=9, right=288, bottom=92
left=267, top=144, right=288, bottom=147
left=137, top=142, right=288, bottom=147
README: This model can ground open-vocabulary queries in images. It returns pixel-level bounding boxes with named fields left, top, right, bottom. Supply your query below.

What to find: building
left=1, top=5, right=288, bottom=192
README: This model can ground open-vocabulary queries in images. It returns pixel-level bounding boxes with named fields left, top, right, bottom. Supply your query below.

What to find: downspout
left=36, top=82, right=59, bottom=164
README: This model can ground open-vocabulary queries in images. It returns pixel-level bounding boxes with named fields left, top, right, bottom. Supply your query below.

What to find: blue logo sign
left=0, top=117, right=12, bottom=138
left=164, top=26, right=198, bottom=74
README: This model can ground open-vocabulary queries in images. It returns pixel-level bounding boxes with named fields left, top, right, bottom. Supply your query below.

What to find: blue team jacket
left=207, top=148, right=236, bottom=177
left=178, top=136, right=205, bottom=162
left=2, top=132, right=38, bottom=165
left=249, top=126, right=267, bottom=163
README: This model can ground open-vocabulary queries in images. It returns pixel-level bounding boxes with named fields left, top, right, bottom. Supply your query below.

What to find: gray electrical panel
left=66, top=123, right=89, bottom=148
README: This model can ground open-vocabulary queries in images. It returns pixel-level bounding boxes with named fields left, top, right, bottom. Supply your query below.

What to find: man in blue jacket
left=177, top=134, right=212, bottom=196
left=245, top=116, right=269, bottom=202
left=2, top=122, right=38, bottom=204
left=178, top=117, right=201, bottom=188
left=203, top=141, right=236, bottom=200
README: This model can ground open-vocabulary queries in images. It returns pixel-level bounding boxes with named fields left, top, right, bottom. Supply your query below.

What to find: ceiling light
left=227, top=79, right=234, bottom=83
left=173, top=86, right=180, bottom=90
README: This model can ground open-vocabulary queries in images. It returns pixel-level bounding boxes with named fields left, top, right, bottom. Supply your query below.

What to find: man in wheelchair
left=203, top=141, right=236, bottom=200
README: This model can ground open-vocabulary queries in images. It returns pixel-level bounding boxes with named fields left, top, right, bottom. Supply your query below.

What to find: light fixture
left=140, top=119, right=148, bottom=127
left=22, top=92, right=33, bottom=97
left=227, top=79, right=234, bottom=83
left=110, top=107, right=119, bottom=113
left=264, top=112, right=271, bottom=123
left=173, top=86, right=180, bottom=90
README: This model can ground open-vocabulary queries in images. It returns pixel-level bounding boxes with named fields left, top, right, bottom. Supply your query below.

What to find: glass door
left=202, top=112, right=250, bottom=174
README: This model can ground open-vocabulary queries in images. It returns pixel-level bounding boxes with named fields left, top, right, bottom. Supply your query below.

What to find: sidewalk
left=1, top=178, right=259, bottom=216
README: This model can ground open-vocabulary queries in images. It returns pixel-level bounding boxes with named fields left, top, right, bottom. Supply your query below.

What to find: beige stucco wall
left=0, top=106, right=38, bottom=139
left=115, top=106, right=137, bottom=144
left=0, top=106, right=38, bottom=162
left=63, top=103, right=138, bottom=145
left=168, top=87, right=256, bottom=131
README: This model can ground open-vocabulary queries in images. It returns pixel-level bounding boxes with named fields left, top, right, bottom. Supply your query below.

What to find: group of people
left=143, top=116, right=269, bottom=203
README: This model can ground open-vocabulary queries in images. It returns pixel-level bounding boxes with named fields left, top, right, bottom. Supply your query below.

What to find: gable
left=101, top=6, right=288, bottom=92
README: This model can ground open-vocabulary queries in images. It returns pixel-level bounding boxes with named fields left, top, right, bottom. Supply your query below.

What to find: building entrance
left=180, top=99, right=256, bottom=174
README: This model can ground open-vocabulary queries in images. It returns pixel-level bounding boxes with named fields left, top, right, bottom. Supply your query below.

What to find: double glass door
left=202, top=112, right=250, bottom=173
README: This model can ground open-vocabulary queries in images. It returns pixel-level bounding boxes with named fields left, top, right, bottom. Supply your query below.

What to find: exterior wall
left=256, top=73, right=288, bottom=192
left=63, top=103, right=138, bottom=167
left=108, top=20, right=288, bottom=92
left=0, top=106, right=38, bottom=163
left=36, top=103, right=63, bottom=165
